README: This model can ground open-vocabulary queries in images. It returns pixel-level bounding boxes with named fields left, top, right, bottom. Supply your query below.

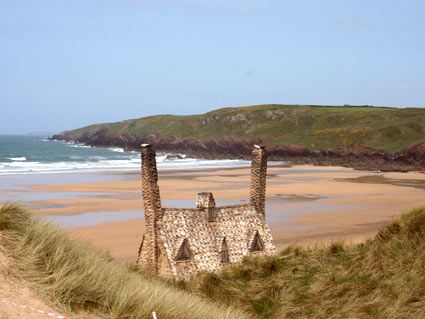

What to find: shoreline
left=51, top=135, right=425, bottom=173
left=1, top=158, right=422, bottom=179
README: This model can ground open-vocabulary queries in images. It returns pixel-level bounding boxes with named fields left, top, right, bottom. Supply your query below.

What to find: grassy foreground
left=2, top=204, right=425, bottom=319
left=0, top=205, right=250, bottom=319
left=187, top=207, right=425, bottom=319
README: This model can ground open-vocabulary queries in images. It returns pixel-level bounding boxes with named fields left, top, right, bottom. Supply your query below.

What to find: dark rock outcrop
left=51, top=130, right=425, bottom=172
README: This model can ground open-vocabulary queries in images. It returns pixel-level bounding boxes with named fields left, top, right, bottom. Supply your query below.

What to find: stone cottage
left=136, top=144, right=276, bottom=280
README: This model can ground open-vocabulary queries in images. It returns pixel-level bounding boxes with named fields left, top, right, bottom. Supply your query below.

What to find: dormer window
left=176, top=239, right=192, bottom=261
left=250, top=231, right=264, bottom=252
left=220, top=238, right=230, bottom=263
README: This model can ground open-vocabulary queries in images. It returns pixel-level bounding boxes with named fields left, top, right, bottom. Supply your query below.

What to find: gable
left=250, top=231, right=264, bottom=252
left=176, top=238, right=192, bottom=261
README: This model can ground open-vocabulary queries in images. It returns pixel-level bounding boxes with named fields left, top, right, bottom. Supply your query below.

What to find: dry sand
left=0, top=247, right=96, bottom=319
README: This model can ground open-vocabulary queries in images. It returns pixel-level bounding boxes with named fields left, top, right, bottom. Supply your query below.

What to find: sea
left=0, top=135, right=250, bottom=175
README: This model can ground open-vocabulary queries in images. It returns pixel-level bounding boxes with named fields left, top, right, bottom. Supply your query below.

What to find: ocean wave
left=63, top=141, right=125, bottom=153
left=108, top=147, right=125, bottom=153
left=8, top=157, right=27, bottom=161
left=0, top=156, right=251, bottom=175
left=69, top=144, right=92, bottom=149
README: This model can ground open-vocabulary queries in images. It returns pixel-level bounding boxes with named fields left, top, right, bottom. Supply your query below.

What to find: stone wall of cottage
left=157, top=204, right=276, bottom=280
left=157, top=240, right=173, bottom=278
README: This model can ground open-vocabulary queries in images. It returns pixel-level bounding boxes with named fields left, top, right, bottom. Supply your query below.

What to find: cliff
left=52, top=104, right=425, bottom=171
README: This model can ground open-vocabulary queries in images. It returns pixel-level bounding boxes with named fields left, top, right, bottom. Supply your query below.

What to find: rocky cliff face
left=51, top=130, right=425, bottom=172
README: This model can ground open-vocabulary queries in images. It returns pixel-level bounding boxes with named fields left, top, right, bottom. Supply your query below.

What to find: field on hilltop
left=55, top=105, right=425, bottom=152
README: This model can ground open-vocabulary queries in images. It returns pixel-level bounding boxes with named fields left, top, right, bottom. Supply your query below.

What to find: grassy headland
left=52, top=105, right=425, bottom=171
left=54, top=105, right=425, bottom=152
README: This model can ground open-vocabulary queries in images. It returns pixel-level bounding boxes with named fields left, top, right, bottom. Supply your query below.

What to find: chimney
left=250, top=145, right=267, bottom=218
left=138, top=144, right=162, bottom=272
left=196, top=192, right=216, bottom=222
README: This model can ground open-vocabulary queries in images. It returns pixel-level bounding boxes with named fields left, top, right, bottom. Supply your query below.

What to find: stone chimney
left=196, top=192, right=216, bottom=222
left=250, top=145, right=267, bottom=218
left=138, top=144, right=162, bottom=272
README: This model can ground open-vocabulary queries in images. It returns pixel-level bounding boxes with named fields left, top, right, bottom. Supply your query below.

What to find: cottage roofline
left=137, top=144, right=275, bottom=279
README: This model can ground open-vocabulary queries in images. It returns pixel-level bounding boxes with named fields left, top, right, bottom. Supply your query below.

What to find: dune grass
left=2, top=204, right=425, bottom=318
left=186, top=207, right=425, bottom=319
left=0, top=205, right=251, bottom=319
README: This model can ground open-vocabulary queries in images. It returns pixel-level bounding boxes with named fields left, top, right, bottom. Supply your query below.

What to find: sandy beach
left=1, top=165, right=424, bottom=262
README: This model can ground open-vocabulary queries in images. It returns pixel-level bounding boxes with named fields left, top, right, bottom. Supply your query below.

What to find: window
left=220, top=238, right=229, bottom=263
left=176, top=239, right=192, bottom=261
left=250, top=231, right=264, bottom=252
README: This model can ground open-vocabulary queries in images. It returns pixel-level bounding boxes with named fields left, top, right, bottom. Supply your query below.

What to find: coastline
left=51, top=135, right=425, bottom=173
left=1, top=164, right=424, bottom=262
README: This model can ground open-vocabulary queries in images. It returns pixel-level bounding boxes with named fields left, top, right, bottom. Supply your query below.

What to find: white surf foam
left=0, top=155, right=250, bottom=175
left=0, top=139, right=252, bottom=175
left=8, top=157, right=27, bottom=161
left=108, top=147, right=125, bottom=153
left=69, top=144, right=92, bottom=149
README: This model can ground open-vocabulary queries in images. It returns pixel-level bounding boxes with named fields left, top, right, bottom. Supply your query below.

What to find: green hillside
left=60, top=105, right=425, bottom=152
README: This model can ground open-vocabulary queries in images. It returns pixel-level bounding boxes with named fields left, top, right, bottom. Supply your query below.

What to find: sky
left=0, top=0, right=424, bottom=134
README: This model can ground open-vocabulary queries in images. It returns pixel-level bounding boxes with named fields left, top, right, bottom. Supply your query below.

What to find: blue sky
left=0, top=1, right=424, bottom=134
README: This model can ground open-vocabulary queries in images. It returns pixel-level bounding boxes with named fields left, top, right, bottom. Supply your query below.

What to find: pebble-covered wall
left=158, top=203, right=275, bottom=280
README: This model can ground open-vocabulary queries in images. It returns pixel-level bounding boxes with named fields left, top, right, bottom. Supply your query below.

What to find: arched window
left=250, top=231, right=264, bottom=252
left=176, top=239, right=192, bottom=261
left=220, top=238, right=230, bottom=263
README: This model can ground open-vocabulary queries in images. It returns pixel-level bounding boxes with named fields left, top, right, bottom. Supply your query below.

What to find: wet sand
left=1, top=165, right=425, bottom=262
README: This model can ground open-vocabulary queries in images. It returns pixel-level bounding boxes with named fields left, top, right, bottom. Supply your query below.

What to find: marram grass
left=0, top=205, right=251, bottom=319
left=2, top=204, right=425, bottom=319
left=186, top=206, right=425, bottom=319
